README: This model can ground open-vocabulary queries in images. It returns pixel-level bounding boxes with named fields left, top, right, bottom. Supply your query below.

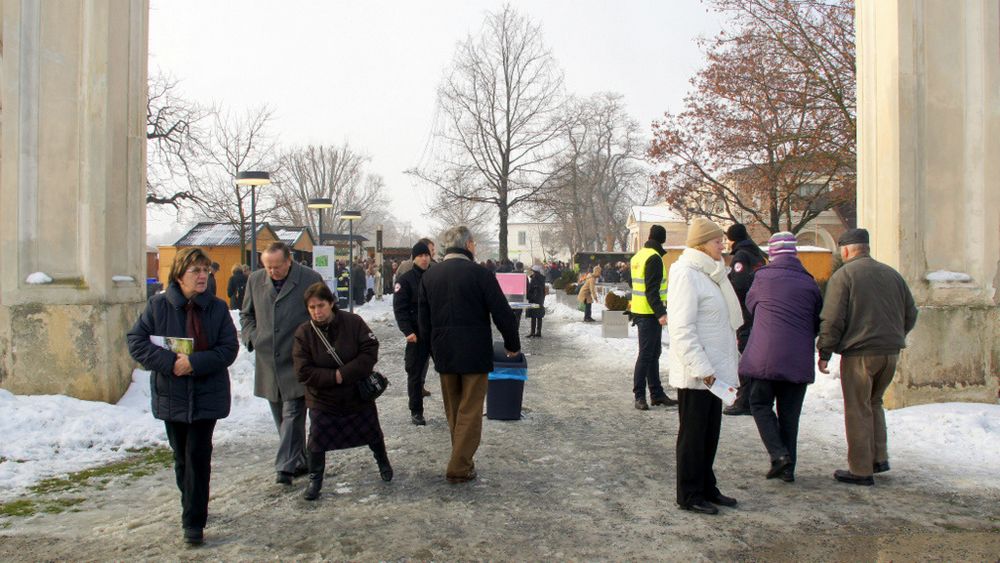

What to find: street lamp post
left=236, top=171, right=271, bottom=272
left=307, top=197, right=334, bottom=251
left=339, top=209, right=362, bottom=313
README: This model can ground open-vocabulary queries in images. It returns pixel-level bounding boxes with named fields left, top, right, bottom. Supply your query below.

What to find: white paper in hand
left=706, top=379, right=738, bottom=407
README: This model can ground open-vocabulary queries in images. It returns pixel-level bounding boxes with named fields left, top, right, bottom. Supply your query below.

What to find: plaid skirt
left=308, top=404, right=384, bottom=453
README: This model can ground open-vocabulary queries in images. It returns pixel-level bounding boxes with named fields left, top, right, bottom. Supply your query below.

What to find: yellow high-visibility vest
left=630, top=247, right=667, bottom=315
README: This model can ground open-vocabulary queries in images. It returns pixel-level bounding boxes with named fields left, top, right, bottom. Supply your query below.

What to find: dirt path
left=1, top=312, right=998, bottom=561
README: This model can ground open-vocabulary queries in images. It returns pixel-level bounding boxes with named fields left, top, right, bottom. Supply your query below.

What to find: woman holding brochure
left=667, top=218, right=743, bottom=515
left=127, top=247, right=238, bottom=546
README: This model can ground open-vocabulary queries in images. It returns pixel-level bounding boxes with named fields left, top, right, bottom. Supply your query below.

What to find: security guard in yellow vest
left=630, top=225, right=677, bottom=410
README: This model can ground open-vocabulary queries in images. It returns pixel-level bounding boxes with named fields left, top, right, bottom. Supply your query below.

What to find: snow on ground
left=547, top=294, right=1000, bottom=488
left=2, top=296, right=998, bottom=499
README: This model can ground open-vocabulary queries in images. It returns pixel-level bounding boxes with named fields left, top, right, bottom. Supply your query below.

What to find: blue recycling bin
left=487, top=342, right=527, bottom=421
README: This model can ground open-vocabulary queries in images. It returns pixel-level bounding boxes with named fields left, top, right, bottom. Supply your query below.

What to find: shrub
left=564, top=282, right=579, bottom=295
left=604, top=291, right=629, bottom=311
left=553, top=269, right=576, bottom=290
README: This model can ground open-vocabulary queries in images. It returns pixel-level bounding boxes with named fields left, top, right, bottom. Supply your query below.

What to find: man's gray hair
left=843, top=243, right=871, bottom=256
left=441, top=226, right=473, bottom=250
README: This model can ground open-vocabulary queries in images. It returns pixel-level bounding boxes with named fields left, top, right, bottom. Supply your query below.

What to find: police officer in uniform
left=393, top=242, right=433, bottom=425
left=724, top=223, right=768, bottom=415
left=630, top=225, right=678, bottom=410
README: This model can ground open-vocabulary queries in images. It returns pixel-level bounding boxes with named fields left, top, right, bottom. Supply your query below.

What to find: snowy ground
left=1, top=295, right=998, bottom=559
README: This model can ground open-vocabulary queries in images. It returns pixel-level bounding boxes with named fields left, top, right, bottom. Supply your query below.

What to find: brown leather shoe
left=421, top=387, right=431, bottom=397
left=446, top=469, right=478, bottom=484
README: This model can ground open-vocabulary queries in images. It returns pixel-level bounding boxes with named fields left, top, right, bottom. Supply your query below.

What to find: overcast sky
left=147, top=0, right=722, bottom=243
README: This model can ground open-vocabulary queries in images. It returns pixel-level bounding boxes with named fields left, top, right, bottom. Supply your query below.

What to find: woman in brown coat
left=577, top=265, right=602, bottom=322
left=292, top=282, right=390, bottom=501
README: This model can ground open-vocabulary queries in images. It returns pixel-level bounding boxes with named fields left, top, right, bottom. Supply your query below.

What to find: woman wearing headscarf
left=127, top=248, right=239, bottom=545
left=292, top=282, right=389, bottom=501
left=577, top=265, right=602, bottom=322
left=525, top=264, right=547, bottom=337
left=668, top=218, right=743, bottom=515
left=740, top=232, right=823, bottom=482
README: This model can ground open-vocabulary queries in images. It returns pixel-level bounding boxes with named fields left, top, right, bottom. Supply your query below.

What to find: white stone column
left=0, top=0, right=148, bottom=402
left=856, top=0, right=1000, bottom=407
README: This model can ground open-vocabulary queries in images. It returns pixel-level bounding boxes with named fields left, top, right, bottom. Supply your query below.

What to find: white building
left=505, top=221, right=571, bottom=264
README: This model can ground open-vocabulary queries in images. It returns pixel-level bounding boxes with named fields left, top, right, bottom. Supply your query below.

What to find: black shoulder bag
left=310, top=321, right=388, bottom=401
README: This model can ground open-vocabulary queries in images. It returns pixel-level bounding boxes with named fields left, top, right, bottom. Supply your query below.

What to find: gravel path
left=1, top=310, right=998, bottom=561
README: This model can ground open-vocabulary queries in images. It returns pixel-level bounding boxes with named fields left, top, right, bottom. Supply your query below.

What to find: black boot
left=536, top=319, right=542, bottom=338
left=303, top=451, right=325, bottom=501
left=371, top=441, right=393, bottom=482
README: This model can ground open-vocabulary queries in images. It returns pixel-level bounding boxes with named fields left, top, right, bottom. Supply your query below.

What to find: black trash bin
left=487, top=342, right=527, bottom=421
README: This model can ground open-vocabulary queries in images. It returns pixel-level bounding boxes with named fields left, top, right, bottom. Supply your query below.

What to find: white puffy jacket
left=667, top=259, right=740, bottom=390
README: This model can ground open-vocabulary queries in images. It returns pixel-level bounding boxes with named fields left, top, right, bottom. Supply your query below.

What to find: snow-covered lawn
left=1, top=296, right=997, bottom=500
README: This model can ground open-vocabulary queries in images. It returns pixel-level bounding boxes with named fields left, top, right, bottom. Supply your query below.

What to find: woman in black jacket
left=292, top=282, right=388, bottom=501
left=127, top=247, right=238, bottom=546
left=226, top=263, right=247, bottom=310
left=525, top=265, right=546, bottom=337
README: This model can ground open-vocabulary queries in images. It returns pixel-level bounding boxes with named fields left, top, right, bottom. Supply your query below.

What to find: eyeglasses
left=185, top=267, right=211, bottom=276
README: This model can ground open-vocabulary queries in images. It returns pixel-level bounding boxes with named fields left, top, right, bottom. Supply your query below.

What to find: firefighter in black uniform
left=724, top=223, right=768, bottom=415
left=393, top=242, right=433, bottom=425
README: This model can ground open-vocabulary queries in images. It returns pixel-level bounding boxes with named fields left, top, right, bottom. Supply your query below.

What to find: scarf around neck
left=678, top=247, right=744, bottom=331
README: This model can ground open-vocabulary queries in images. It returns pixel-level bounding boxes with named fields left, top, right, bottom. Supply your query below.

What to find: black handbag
left=310, top=321, right=389, bottom=401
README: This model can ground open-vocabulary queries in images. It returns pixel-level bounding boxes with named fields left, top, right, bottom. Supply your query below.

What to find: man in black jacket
left=418, top=226, right=520, bottom=483
left=629, top=225, right=677, bottom=410
left=724, top=223, right=769, bottom=415
left=393, top=241, right=433, bottom=425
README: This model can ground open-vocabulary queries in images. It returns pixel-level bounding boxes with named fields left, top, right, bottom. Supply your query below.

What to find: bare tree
left=409, top=4, right=564, bottom=260
left=193, top=106, right=281, bottom=261
left=425, top=169, right=495, bottom=241
left=535, top=93, right=654, bottom=254
left=146, top=72, right=210, bottom=207
left=274, top=143, right=388, bottom=241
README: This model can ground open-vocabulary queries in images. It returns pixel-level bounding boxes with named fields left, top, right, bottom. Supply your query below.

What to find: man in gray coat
left=817, top=228, right=918, bottom=486
left=241, top=242, right=324, bottom=484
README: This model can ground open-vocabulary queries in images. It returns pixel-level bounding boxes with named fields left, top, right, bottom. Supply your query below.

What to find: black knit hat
left=726, top=223, right=749, bottom=242
left=838, top=228, right=870, bottom=246
left=649, top=225, right=667, bottom=244
left=411, top=242, right=431, bottom=259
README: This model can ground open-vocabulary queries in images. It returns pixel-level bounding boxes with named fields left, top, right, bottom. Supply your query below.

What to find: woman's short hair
left=231, top=263, right=243, bottom=274
left=170, top=248, right=213, bottom=285
left=441, top=226, right=473, bottom=250
left=303, top=282, right=336, bottom=308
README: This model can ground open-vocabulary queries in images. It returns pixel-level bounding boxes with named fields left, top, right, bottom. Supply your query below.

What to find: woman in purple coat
left=738, top=232, right=822, bottom=482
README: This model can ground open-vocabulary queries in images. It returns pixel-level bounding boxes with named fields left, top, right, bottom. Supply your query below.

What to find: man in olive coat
left=241, top=242, right=324, bottom=484
left=817, top=228, right=918, bottom=486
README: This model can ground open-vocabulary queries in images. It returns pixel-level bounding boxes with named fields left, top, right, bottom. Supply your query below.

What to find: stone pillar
left=0, top=0, right=149, bottom=402
left=856, top=0, right=1000, bottom=407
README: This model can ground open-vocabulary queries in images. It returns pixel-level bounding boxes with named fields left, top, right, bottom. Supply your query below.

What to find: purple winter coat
left=738, top=255, right=823, bottom=384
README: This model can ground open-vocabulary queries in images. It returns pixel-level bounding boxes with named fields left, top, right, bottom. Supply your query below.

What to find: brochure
left=150, top=335, right=194, bottom=355
left=706, top=378, right=738, bottom=407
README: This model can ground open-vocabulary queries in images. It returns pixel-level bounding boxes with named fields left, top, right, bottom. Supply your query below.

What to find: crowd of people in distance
left=127, top=217, right=918, bottom=544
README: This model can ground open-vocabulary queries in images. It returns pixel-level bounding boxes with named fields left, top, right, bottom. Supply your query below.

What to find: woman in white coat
left=668, top=218, right=744, bottom=515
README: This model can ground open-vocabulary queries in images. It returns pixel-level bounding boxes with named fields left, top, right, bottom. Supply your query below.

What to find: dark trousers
left=164, top=419, right=217, bottom=530
left=529, top=317, right=543, bottom=335
left=676, top=389, right=722, bottom=506
left=633, top=316, right=666, bottom=400
left=583, top=302, right=593, bottom=320
left=405, top=341, right=430, bottom=414
left=749, top=379, right=807, bottom=468
left=268, top=398, right=308, bottom=474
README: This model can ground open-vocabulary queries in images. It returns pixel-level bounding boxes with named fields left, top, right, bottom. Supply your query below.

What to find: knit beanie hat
left=767, top=231, right=797, bottom=257
left=411, top=241, right=431, bottom=259
left=726, top=223, right=749, bottom=242
left=685, top=217, right=725, bottom=248
left=649, top=224, right=667, bottom=245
